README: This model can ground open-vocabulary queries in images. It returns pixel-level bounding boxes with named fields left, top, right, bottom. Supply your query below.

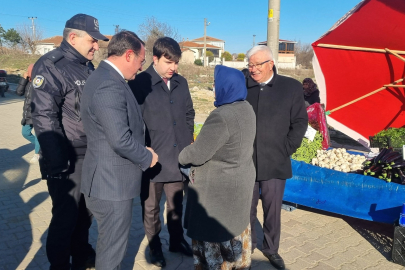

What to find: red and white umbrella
left=312, top=0, right=405, bottom=147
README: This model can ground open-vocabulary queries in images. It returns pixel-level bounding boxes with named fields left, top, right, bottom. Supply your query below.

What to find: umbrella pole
left=385, top=48, right=405, bottom=63
left=317, top=44, right=405, bottom=55
left=326, top=77, right=405, bottom=115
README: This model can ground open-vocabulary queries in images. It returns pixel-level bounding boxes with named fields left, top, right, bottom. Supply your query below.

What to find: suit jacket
left=80, top=61, right=152, bottom=201
left=128, top=64, right=195, bottom=182
left=246, top=73, right=308, bottom=181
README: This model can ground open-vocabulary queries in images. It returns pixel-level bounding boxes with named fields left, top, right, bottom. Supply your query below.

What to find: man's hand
left=146, top=147, right=158, bottom=167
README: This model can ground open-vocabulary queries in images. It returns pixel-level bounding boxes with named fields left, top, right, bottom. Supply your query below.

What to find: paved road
left=0, top=91, right=404, bottom=269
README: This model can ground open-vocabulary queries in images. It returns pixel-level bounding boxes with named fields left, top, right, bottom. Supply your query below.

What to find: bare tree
left=295, top=41, right=314, bottom=69
left=138, top=17, right=181, bottom=63
left=17, top=23, right=43, bottom=54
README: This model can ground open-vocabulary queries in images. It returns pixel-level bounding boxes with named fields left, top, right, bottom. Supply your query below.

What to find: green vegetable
left=373, top=127, right=405, bottom=148
left=194, top=123, right=203, bottom=139
left=292, top=131, right=323, bottom=163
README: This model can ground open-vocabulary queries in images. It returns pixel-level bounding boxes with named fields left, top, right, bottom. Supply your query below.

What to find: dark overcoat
left=128, top=64, right=195, bottom=183
left=246, top=73, right=308, bottom=181
left=16, top=78, right=34, bottom=125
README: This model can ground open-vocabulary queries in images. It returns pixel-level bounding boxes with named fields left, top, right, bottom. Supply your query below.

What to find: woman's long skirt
left=192, top=224, right=251, bottom=270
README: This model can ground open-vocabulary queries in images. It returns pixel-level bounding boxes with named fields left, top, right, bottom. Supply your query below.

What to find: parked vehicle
left=0, top=70, right=9, bottom=97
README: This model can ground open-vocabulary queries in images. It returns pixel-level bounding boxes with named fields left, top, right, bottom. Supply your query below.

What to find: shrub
left=194, top=59, right=203, bottom=66
left=206, top=51, right=214, bottom=63
left=221, top=51, right=232, bottom=61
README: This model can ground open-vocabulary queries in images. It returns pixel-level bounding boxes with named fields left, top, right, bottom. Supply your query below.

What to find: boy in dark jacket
left=16, top=64, right=40, bottom=163
left=129, top=37, right=195, bottom=267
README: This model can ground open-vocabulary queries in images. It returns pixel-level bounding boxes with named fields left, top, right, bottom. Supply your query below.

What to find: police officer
left=31, top=14, right=109, bottom=270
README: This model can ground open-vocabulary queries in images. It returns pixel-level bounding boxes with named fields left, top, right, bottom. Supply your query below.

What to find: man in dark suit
left=246, top=46, right=308, bottom=270
left=80, top=31, right=158, bottom=270
left=128, top=37, right=195, bottom=267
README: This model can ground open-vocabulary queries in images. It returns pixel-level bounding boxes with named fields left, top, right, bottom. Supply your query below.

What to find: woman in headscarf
left=302, top=78, right=320, bottom=106
left=179, top=65, right=256, bottom=270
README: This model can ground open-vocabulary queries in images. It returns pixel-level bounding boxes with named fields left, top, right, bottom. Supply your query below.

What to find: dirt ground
left=188, top=68, right=315, bottom=123
left=190, top=88, right=215, bottom=123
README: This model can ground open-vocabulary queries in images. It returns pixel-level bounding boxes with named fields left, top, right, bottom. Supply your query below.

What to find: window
left=279, top=42, right=294, bottom=54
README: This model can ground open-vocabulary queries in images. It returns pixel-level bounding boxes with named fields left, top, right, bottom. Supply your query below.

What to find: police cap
left=65, top=14, right=109, bottom=41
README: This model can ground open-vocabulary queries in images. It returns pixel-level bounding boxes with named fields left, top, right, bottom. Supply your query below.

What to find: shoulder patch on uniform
left=33, top=75, right=45, bottom=88
left=46, top=49, right=64, bottom=64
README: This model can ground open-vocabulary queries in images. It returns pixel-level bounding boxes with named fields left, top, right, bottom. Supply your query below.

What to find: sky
left=0, top=0, right=362, bottom=54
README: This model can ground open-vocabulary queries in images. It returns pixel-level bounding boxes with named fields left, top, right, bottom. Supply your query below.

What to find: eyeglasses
left=140, top=59, right=146, bottom=66
left=247, top=60, right=271, bottom=70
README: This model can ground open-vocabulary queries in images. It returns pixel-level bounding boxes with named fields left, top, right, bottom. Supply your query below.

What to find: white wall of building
left=222, top=59, right=248, bottom=69
left=36, top=44, right=55, bottom=55
left=278, top=54, right=296, bottom=69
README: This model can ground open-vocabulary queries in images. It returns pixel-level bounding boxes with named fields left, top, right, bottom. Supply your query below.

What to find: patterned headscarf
left=303, top=78, right=318, bottom=96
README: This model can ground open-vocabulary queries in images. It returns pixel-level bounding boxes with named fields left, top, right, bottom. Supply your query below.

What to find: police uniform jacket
left=128, top=64, right=195, bottom=183
left=31, top=39, right=94, bottom=176
left=246, top=73, right=308, bottom=181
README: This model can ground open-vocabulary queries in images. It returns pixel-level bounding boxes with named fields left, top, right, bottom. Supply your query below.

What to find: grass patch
left=0, top=53, right=41, bottom=73
left=278, top=68, right=315, bottom=83
left=0, top=52, right=41, bottom=83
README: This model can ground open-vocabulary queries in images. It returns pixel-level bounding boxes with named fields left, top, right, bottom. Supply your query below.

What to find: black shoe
left=71, top=249, right=96, bottom=270
left=264, top=253, right=285, bottom=270
left=84, top=250, right=96, bottom=269
left=169, top=239, right=193, bottom=257
left=149, top=248, right=166, bottom=268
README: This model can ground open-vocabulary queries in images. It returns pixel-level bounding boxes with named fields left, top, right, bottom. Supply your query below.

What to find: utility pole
left=267, top=0, right=280, bottom=66
left=203, top=18, right=210, bottom=67
left=28, top=17, right=37, bottom=38
left=113, top=25, right=120, bottom=34
left=253, top=35, right=256, bottom=47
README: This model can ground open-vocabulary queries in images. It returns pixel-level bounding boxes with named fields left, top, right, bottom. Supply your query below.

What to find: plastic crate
left=369, top=136, right=404, bottom=155
left=392, top=226, right=405, bottom=266
left=369, top=136, right=389, bottom=148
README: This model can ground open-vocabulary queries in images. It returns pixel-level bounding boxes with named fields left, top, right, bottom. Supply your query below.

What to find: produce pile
left=291, top=131, right=323, bottom=163
left=359, top=148, right=405, bottom=184
left=372, top=127, right=405, bottom=148
left=311, top=148, right=366, bottom=172
left=194, top=123, right=203, bottom=140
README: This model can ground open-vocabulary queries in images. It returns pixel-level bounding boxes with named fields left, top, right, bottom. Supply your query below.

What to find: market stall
left=285, top=0, right=405, bottom=223
left=312, top=0, right=405, bottom=147
left=285, top=159, right=405, bottom=224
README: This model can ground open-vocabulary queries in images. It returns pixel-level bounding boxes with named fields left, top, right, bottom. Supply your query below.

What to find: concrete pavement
left=0, top=92, right=404, bottom=269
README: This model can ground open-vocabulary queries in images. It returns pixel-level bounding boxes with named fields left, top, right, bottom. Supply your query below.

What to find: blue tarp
left=284, top=159, right=405, bottom=224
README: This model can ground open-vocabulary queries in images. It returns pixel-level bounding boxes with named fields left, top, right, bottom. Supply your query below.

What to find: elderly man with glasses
left=245, top=46, right=308, bottom=270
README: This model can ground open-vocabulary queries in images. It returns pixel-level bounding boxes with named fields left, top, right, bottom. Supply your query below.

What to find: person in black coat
left=31, top=14, right=109, bottom=270
left=303, top=77, right=320, bottom=106
left=16, top=64, right=40, bottom=163
left=246, top=46, right=308, bottom=270
left=128, top=37, right=195, bottom=267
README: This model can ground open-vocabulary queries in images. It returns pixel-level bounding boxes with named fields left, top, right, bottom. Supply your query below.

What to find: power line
left=28, top=17, right=37, bottom=38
